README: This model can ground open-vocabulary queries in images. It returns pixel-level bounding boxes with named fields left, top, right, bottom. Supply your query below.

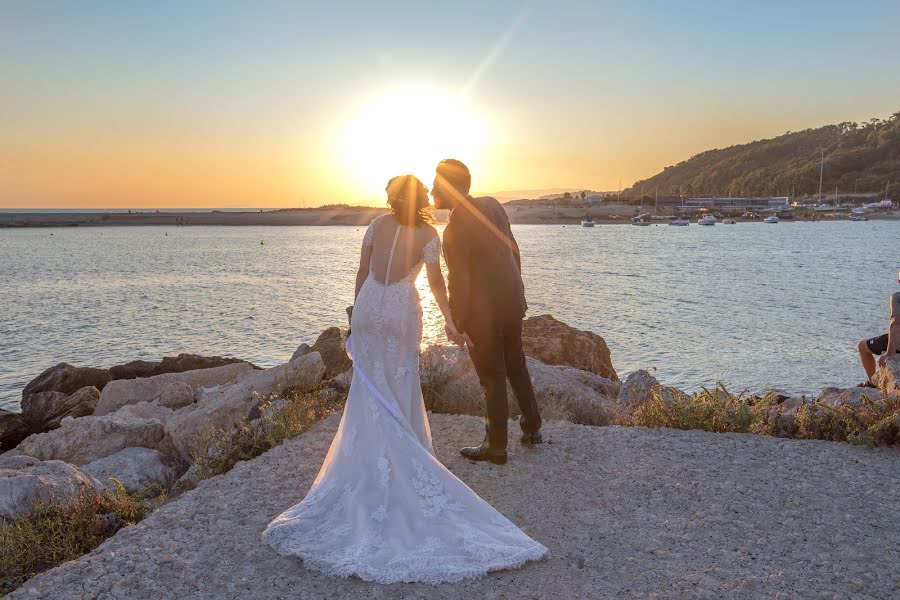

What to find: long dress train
left=261, top=218, right=548, bottom=584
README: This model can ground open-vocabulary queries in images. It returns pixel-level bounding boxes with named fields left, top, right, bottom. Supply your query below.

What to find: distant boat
left=849, top=214, right=868, bottom=221
left=632, top=217, right=651, bottom=226
left=764, top=215, right=780, bottom=223
left=581, top=218, right=595, bottom=227
left=668, top=216, right=690, bottom=226
left=698, top=215, right=716, bottom=226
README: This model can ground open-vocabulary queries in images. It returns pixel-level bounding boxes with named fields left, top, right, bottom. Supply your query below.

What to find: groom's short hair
left=436, top=159, right=471, bottom=195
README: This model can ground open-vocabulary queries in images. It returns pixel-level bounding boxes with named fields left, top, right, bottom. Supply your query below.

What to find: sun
left=340, top=86, right=485, bottom=201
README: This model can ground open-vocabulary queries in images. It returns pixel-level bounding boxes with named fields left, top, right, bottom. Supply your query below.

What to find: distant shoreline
left=2, top=205, right=898, bottom=228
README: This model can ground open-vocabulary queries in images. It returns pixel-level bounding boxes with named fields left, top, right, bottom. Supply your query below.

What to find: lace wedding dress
left=262, top=216, right=548, bottom=585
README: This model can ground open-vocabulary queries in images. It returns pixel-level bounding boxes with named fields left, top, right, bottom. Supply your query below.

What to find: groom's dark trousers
left=443, top=195, right=542, bottom=451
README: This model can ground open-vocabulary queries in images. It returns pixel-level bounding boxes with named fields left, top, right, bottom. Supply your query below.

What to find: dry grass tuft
left=0, top=481, right=144, bottom=596
left=633, top=383, right=782, bottom=436
left=794, top=389, right=900, bottom=446
left=188, top=388, right=337, bottom=484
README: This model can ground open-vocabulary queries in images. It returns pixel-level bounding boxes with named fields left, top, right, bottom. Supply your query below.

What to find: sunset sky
left=2, top=0, right=900, bottom=209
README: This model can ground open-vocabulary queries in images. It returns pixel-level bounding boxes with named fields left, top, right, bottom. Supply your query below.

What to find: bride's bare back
left=364, top=214, right=439, bottom=284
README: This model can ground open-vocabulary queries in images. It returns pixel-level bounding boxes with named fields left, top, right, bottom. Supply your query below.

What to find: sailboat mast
left=817, top=148, right=824, bottom=203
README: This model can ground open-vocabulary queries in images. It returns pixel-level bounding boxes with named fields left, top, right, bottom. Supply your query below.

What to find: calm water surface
left=1, top=222, right=897, bottom=411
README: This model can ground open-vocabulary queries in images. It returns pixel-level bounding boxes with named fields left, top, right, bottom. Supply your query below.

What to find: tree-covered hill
left=625, top=111, right=900, bottom=199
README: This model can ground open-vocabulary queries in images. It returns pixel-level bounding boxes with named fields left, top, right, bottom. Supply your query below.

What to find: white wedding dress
left=262, top=216, right=548, bottom=585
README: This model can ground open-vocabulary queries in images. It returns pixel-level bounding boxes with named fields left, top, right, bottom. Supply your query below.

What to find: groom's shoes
left=520, top=430, right=543, bottom=445
left=460, top=444, right=508, bottom=465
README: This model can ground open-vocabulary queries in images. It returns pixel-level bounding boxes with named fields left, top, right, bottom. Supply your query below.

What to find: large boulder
left=0, top=459, right=104, bottom=520
left=521, top=315, right=618, bottom=381
left=154, top=353, right=256, bottom=376
left=82, top=447, right=178, bottom=494
left=164, top=352, right=325, bottom=462
left=419, top=346, right=614, bottom=426
left=309, top=327, right=352, bottom=378
left=0, top=409, right=30, bottom=451
left=816, top=386, right=882, bottom=409
left=94, top=362, right=253, bottom=416
left=527, top=360, right=615, bottom=424
left=875, top=355, right=900, bottom=397
left=107, top=359, right=159, bottom=380
left=16, top=403, right=168, bottom=465
left=21, top=386, right=100, bottom=432
left=108, top=354, right=256, bottom=381
left=22, top=362, right=112, bottom=398
left=553, top=366, right=621, bottom=398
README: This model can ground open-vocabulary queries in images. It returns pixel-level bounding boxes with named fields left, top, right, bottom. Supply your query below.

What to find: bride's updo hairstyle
left=386, top=174, right=432, bottom=227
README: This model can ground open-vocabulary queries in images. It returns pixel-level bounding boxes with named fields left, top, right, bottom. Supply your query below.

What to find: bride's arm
left=354, top=225, right=374, bottom=300
left=425, top=260, right=452, bottom=322
left=423, top=233, right=463, bottom=345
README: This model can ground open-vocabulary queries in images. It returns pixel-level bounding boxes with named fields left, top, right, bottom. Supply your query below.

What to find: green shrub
left=794, top=389, right=900, bottom=446
left=633, top=383, right=781, bottom=436
left=0, top=481, right=144, bottom=596
left=188, top=388, right=336, bottom=484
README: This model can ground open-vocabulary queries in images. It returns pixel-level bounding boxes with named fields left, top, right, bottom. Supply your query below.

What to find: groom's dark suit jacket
left=442, top=196, right=527, bottom=335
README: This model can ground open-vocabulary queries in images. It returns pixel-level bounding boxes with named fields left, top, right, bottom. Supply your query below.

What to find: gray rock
left=82, top=447, right=177, bottom=494
left=528, top=359, right=614, bottom=424
left=0, top=451, right=38, bottom=470
left=16, top=404, right=167, bottom=465
left=170, top=462, right=202, bottom=494
left=158, top=381, right=195, bottom=410
left=291, top=343, right=311, bottom=362
left=419, top=345, right=614, bottom=425
left=0, top=459, right=104, bottom=520
left=816, top=386, right=882, bottom=409
left=21, top=385, right=100, bottom=431
left=617, top=370, right=661, bottom=409
left=875, top=355, right=900, bottom=397
left=95, top=362, right=253, bottom=416
left=164, top=352, right=325, bottom=462
left=327, top=369, right=353, bottom=393
left=553, top=366, right=622, bottom=398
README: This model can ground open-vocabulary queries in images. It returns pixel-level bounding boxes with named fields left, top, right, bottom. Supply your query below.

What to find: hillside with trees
left=625, top=111, right=900, bottom=199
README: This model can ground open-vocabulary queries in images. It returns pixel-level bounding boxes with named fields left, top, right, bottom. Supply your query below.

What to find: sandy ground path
left=9, top=414, right=900, bottom=600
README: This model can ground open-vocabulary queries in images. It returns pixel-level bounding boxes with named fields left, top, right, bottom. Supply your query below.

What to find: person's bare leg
left=858, top=339, right=877, bottom=383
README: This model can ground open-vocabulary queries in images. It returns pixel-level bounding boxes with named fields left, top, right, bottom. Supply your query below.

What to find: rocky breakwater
left=4, top=316, right=899, bottom=526
left=0, top=353, right=323, bottom=519
left=1, top=354, right=256, bottom=448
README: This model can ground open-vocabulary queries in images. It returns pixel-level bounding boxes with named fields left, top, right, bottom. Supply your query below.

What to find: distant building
left=584, top=194, right=604, bottom=204
left=658, top=197, right=790, bottom=211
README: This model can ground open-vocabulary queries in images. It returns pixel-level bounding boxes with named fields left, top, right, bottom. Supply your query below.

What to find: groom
left=433, top=159, right=542, bottom=465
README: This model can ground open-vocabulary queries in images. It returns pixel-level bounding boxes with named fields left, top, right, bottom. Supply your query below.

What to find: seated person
left=858, top=276, right=900, bottom=387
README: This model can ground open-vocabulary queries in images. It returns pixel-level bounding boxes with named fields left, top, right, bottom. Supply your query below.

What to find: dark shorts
left=865, top=333, right=891, bottom=355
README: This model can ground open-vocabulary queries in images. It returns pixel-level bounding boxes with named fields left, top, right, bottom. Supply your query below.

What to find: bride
left=262, top=174, right=548, bottom=584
